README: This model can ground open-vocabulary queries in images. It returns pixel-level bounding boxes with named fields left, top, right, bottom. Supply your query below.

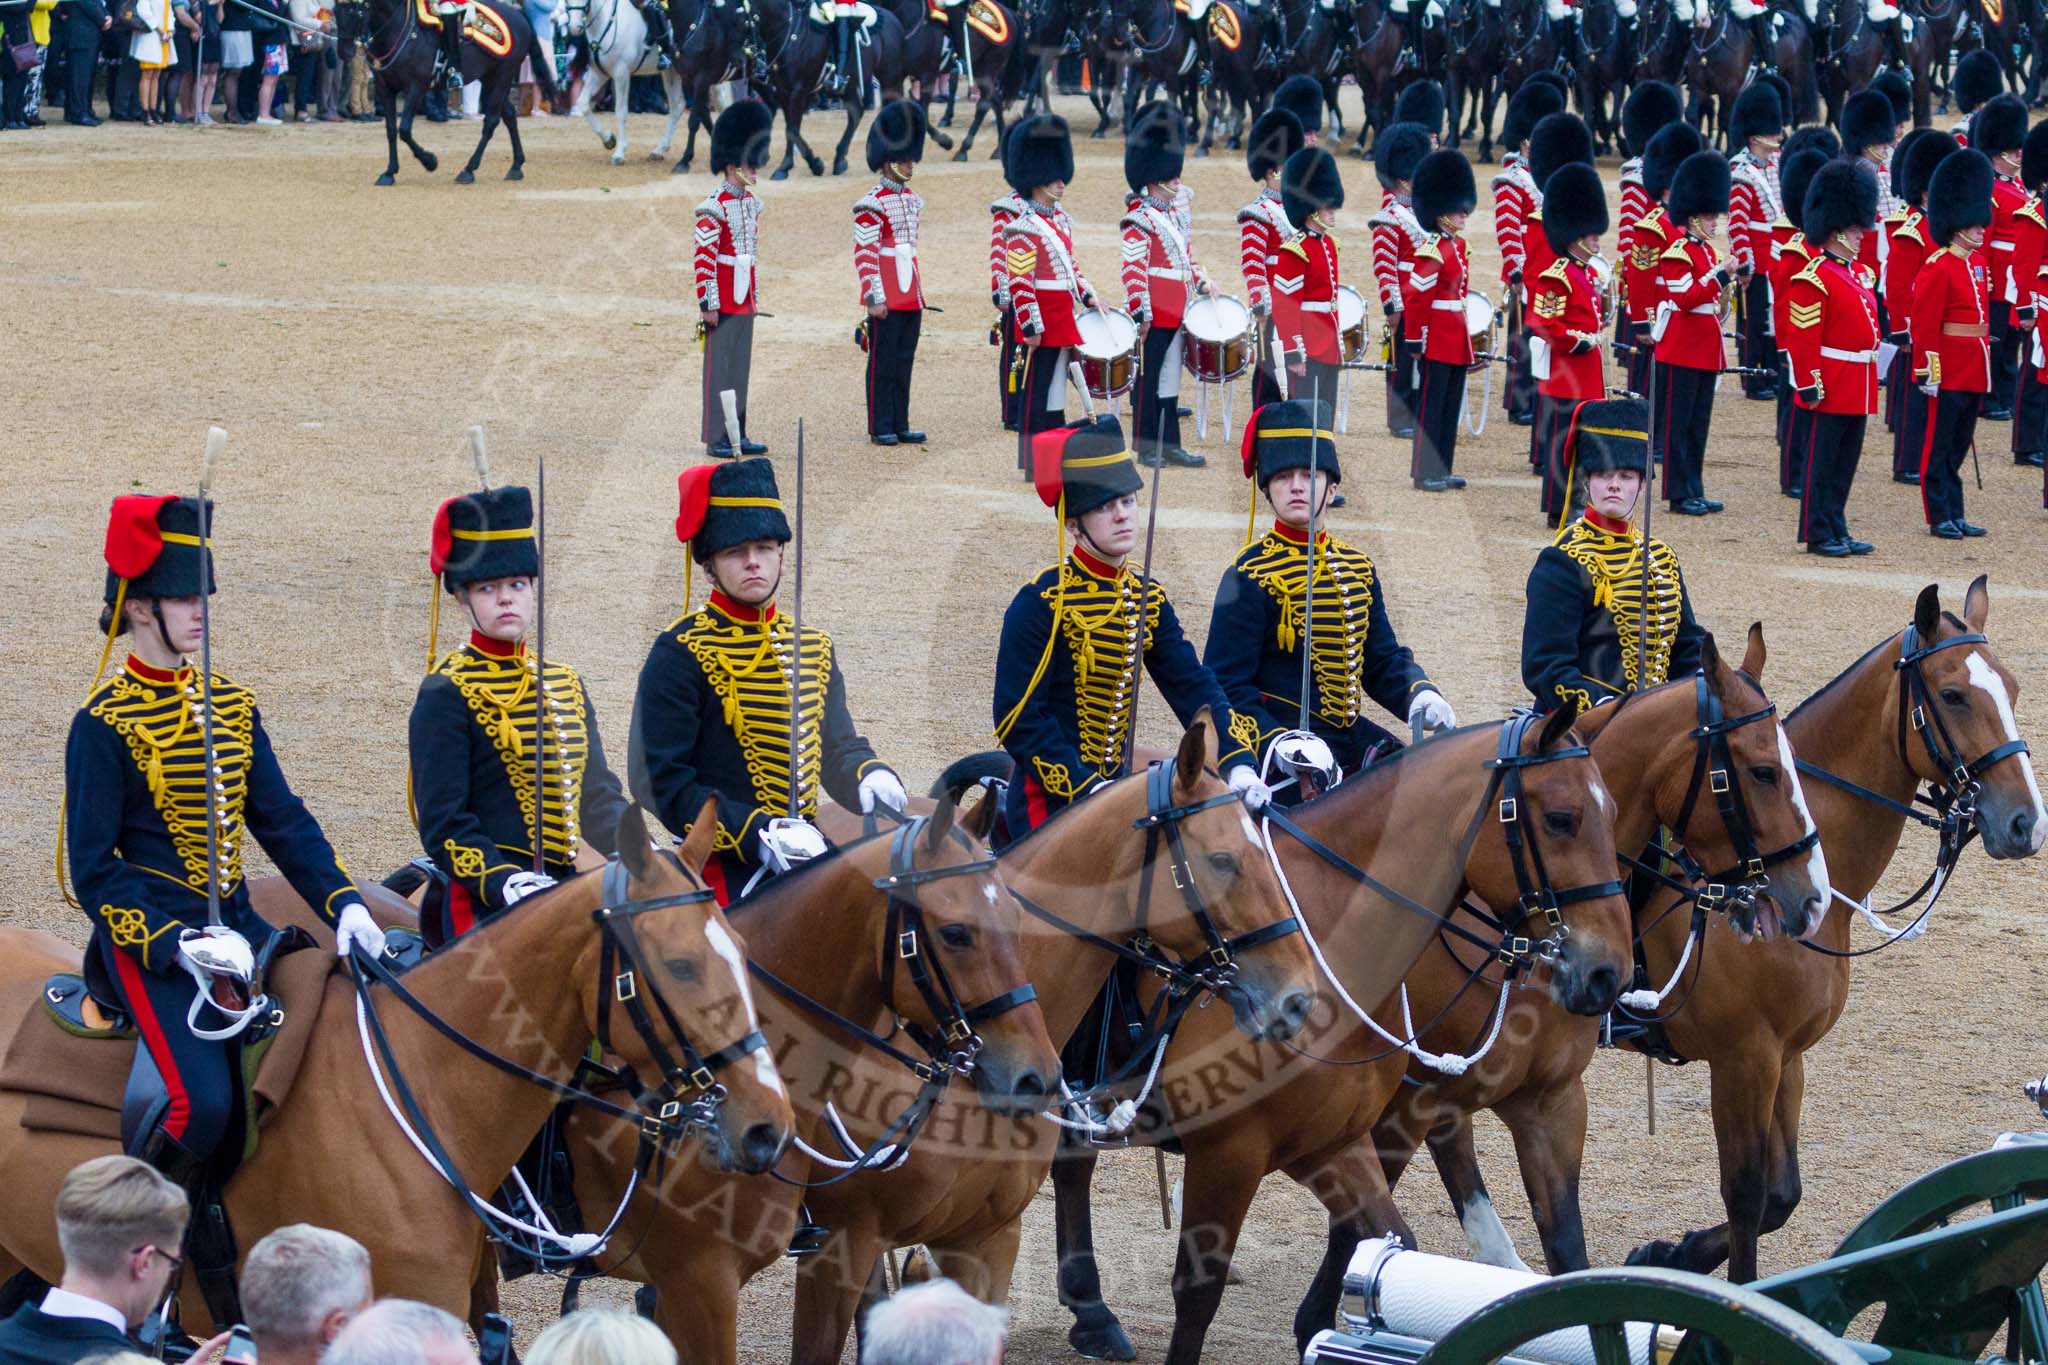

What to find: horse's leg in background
left=772, top=95, right=800, bottom=177
left=400, top=79, right=439, bottom=170
left=953, top=75, right=991, bottom=159
left=1052, top=1137, right=1135, bottom=1361
left=789, top=1216, right=887, bottom=1365
left=919, top=82, right=955, bottom=147
left=1160, top=1140, right=1284, bottom=1365
left=378, top=77, right=403, bottom=182
left=831, top=87, right=858, bottom=174
left=578, top=61, right=614, bottom=151
left=674, top=76, right=709, bottom=170
left=498, top=73, right=525, bottom=178
left=651, top=67, right=685, bottom=157
left=1477, top=69, right=1500, bottom=160
left=1759, top=1050, right=1806, bottom=1242
left=1626, top=1046, right=1783, bottom=1281
left=607, top=55, right=630, bottom=162
left=1288, top=1135, right=1424, bottom=1357
left=986, top=72, right=1006, bottom=156
left=793, top=95, right=826, bottom=174
left=927, top=1218, right=1026, bottom=1307
left=455, top=66, right=506, bottom=180
left=1492, top=1080, right=1591, bottom=1274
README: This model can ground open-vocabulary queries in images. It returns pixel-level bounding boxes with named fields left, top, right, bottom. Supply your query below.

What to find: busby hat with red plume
left=430, top=485, right=537, bottom=593
left=1033, top=415, right=1141, bottom=518
left=675, top=457, right=791, bottom=563
left=103, top=495, right=215, bottom=605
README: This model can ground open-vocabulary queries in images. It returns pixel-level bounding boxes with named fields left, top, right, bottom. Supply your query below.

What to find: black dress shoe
left=2018, top=451, right=2046, bottom=467
left=1443, top=475, right=1467, bottom=489
left=1175, top=405, right=1192, bottom=419
left=1672, top=497, right=1713, bottom=515
left=2, top=120, right=25, bottom=131
left=1783, top=485, right=1804, bottom=498
left=707, top=441, right=736, bottom=458
left=895, top=430, right=927, bottom=444
left=1163, top=446, right=1206, bottom=468
left=1893, top=471, right=1921, bottom=485
left=1414, top=477, right=1453, bottom=491
left=1848, top=539, right=1875, bottom=555
left=1509, top=410, right=1535, bottom=426
left=1135, top=446, right=1162, bottom=468
left=1960, top=520, right=1988, bottom=536
left=1701, top=497, right=1725, bottom=513
left=68, top=114, right=101, bottom=126
left=869, top=432, right=899, bottom=447
left=1001, top=420, right=1019, bottom=432
left=740, top=439, right=767, bottom=455
left=1808, top=538, right=1852, bottom=557
left=1984, top=405, right=2014, bottom=421
left=1390, top=425, right=1416, bottom=439
left=1930, top=520, right=1965, bottom=539
left=25, top=116, right=46, bottom=128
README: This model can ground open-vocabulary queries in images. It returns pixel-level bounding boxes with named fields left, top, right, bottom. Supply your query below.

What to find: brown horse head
left=614, top=800, right=798, bottom=1174
left=1900, top=577, right=2046, bottom=859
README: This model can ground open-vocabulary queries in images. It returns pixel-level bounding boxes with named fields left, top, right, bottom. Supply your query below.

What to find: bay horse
left=1682, top=0, right=1816, bottom=150
left=1637, top=0, right=1689, bottom=87
left=1444, top=0, right=1511, bottom=159
left=1079, top=0, right=1135, bottom=137
left=1346, top=0, right=1407, bottom=158
left=1050, top=706, right=1638, bottom=1364
left=1617, top=577, right=2044, bottom=1284
left=1198, top=0, right=1264, bottom=154
left=562, top=0, right=687, bottom=164
left=0, top=805, right=795, bottom=1332
left=359, top=0, right=557, bottom=184
left=938, top=0, right=1024, bottom=160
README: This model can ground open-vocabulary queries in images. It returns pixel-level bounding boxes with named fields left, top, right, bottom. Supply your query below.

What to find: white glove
left=858, top=767, right=909, bottom=815
left=1227, top=765, right=1273, bottom=812
left=1272, top=732, right=1341, bottom=791
left=760, top=817, right=829, bottom=873
left=334, top=902, right=387, bottom=960
left=1408, top=689, right=1457, bottom=733
left=1919, top=381, right=1939, bottom=398
left=177, top=925, right=255, bottom=984
left=502, top=871, right=557, bottom=907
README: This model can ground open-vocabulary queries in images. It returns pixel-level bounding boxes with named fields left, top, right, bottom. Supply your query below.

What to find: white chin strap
left=185, top=984, right=273, bottom=1042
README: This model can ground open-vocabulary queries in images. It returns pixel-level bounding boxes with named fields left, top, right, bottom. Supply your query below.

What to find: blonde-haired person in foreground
left=0, top=1156, right=187, bottom=1365
left=862, top=1278, right=1008, bottom=1365
left=75, top=1353, right=155, bottom=1365
left=527, top=1309, right=678, bottom=1365
left=324, top=1300, right=477, bottom=1365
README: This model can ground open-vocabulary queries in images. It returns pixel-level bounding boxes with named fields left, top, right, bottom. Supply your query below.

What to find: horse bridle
left=1483, top=711, right=1630, bottom=967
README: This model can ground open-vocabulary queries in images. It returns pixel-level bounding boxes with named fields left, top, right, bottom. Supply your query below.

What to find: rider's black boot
left=642, top=0, right=678, bottom=66
left=137, top=1128, right=243, bottom=1332
left=832, top=14, right=855, bottom=96
left=1750, top=14, right=1775, bottom=70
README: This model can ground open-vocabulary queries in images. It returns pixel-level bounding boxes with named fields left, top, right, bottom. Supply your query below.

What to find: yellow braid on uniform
left=992, top=493, right=1068, bottom=744
left=90, top=578, right=130, bottom=697
left=1244, top=480, right=1257, bottom=548
left=426, top=581, right=442, bottom=674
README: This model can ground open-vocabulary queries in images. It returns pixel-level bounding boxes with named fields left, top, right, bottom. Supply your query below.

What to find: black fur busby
left=676, top=458, right=791, bottom=563
left=1889, top=127, right=1933, bottom=200
left=1393, top=79, right=1446, bottom=138
left=1801, top=157, right=1879, bottom=244
left=1729, top=80, right=1783, bottom=145
left=1412, top=148, right=1477, bottom=228
left=865, top=98, right=925, bottom=173
left=1567, top=398, right=1648, bottom=476
left=1541, top=162, right=1610, bottom=255
left=1524, top=70, right=1570, bottom=105
left=1870, top=70, right=1911, bottom=127
left=1501, top=80, right=1565, bottom=152
left=1033, top=415, right=1142, bottom=517
left=1247, top=107, right=1305, bottom=181
left=1003, top=113, right=1074, bottom=195
left=1373, top=121, right=1431, bottom=190
left=1839, top=89, right=1894, bottom=160
left=1759, top=73, right=1792, bottom=128
left=1780, top=124, right=1839, bottom=163
left=1667, top=150, right=1732, bottom=223
left=1528, top=111, right=1594, bottom=193
left=2023, top=119, right=2048, bottom=193
left=1777, top=148, right=1828, bottom=237
left=1622, top=80, right=1682, bottom=157
left=1927, top=147, right=1996, bottom=246
left=1272, top=74, right=1325, bottom=138
left=1244, top=398, right=1340, bottom=487
left=1952, top=48, right=2002, bottom=116
left=104, top=495, right=216, bottom=605
left=1900, top=129, right=1959, bottom=205
left=710, top=98, right=774, bottom=173
left=1283, top=146, right=1346, bottom=227
left=1125, top=101, right=1187, bottom=193
left=1642, top=122, right=1702, bottom=199
left=431, top=486, right=536, bottom=592
left=1971, top=92, right=2028, bottom=158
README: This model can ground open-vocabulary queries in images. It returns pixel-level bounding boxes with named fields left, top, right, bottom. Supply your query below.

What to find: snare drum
left=1181, top=294, right=1254, bottom=383
left=1335, top=286, right=1369, bottom=365
left=1463, top=291, right=1495, bottom=340
left=1075, top=307, right=1140, bottom=399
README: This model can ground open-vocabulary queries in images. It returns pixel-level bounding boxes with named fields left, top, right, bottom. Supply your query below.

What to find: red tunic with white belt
left=1910, top=244, right=1992, bottom=393
left=990, top=190, right=1025, bottom=302
left=1990, top=173, right=2030, bottom=310
left=1773, top=227, right=1812, bottom=355
left=1529, top=255, right=1606, bottom=399
left=1272, top=228, right=1342, bottom=365
left=1367, top=197, right=1423, bottom=317
left=693, top=182, right=763, bottom=316
left=1785, top=251, right=1881, bottom=414
left=1626, top=205, right=1677, bottom=329
left=852, top=178, right=924, bottom=311
left=1122, top=193, right=1209, bottom=329
left=1005, top=201, right=1094, bottom=349
left=1238, top=188, right=1292, bottom=314
left=1854, top=151, right=1895, bottom=280
left=1654, top=233, right=1728, bottom=371
left=1403, top=232, right=1475, bottom=365
left=1887, top=210, right=1931, bottom=333
left=1493, top=156, right=1538, bottom=288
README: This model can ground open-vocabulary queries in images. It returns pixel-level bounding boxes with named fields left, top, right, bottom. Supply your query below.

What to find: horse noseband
left=1667, top=671, right=1820, bottom=912
left=1894, top=625, right=2031, bottom=821
left=1484, top=712, right=1626, bottom=970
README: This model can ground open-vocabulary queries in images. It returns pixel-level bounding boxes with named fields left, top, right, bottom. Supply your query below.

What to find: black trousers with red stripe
left=1893, top=362, right=1930, bottom=480
left=1505, top=311, right=1536, bottom=420
left=1990, top=300, right=2021, bottom=412
left=98, top=939, right=238, bottom=1162
left=865, top=307, right=922, bottom=438
left=1412, top=357, right=1465, bottom=483
left=2014, top=363, right=2048, bottom=460
left=1919, top=389, right=1981, bottom=525
left=1134, top=322, right=1183, bottom=449
left=1016, top=343, right=1070, bottom=474
left=1656, top=361, right=1716, bottom=505
left=1797, top=410, right=1864, bottom=546
left=1625, top=318, right=1652, bottom=397
left=1738, top=274, right=1773, bottom=396
left=998, top=306, right=1021, bottom=427
left=1535, top=390, right=1577, bottom=523
left=1387, top=326, right=1417, bottom=432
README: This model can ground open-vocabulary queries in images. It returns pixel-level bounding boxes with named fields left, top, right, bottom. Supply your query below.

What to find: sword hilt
left=468, top=424, right=491, bottom=488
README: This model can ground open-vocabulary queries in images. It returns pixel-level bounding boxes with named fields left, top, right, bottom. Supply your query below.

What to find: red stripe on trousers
left=113, top=950, right=192, bottom=1142
left=447, top=881, right=474, bottom=939
left=1411, top=364, right=1431, bottom=479
left=1918, top=393, right=1940, bottom=525
left=1023, top=775, right=1050, bottom=831
left=866, top=321, right=880, bottom=435
left=703, top=856, right=731, bottom=909
left=1660, top=365, right=1676, bottom=491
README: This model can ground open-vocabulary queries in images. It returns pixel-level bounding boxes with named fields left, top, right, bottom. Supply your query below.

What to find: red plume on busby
left=1033, top=415, right=1140, bottom=516
left=104, top=494, right=214, bottom=605
left=430, top=485, right=536, bottom=592
left=674, top=457, right=790, bottom=562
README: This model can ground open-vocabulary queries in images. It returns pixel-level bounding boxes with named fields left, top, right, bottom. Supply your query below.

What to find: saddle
left=414, top=0, right=516, bottom=53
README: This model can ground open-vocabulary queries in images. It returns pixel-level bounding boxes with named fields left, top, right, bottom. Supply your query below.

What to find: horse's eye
left=1542, top=811, right=1576, bottom=836
left=1207, top=851, right=1239, bottom=877
left=1941, top=687, right=1968, bottom=707
left=664, top=958, right=699, bottom=984
left=940, top=924, right=975, bottom=950
left=1749, top=766, right=1778, bottom=786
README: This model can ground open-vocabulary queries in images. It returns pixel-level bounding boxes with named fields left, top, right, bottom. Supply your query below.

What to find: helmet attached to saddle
left=1621, top=79, right=1680, bottom=160
left=1642, top=121, right=1703, bottom=201
left=1125, top=100, right=1187, bottom=195
left=1926, top=147, right=1995, bottom=247
left=866, top=97, right=926, bottom=173
left=1282, top=146, right=1345, bottom=231
left=1373, top=121, right=1430, bottom=192
left=1800, top=157, right=1878, bottom=246
left=1247, top=107, right=1304, bottom=183
left=1500, top=80, right=1564, bottom=154
left=1527, top=110, right=1593, bottom=197
left=710, top=97, right=775, bottom=174
left=1542, top=162, right=1610, bottom=256
left=1003, top=112, right=1074, bottom=195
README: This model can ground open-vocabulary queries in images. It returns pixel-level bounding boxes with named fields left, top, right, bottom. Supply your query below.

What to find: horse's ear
left=1698, top=631, right=1723, bottom=697
left=1914, top=582, right=1942, bottom=640
left=1537, top=699, right=1581, bottom=753
left=617, top=806, right=655, bottom=880
left=1964, top=574, right=1990, bottom=632
left=1742, top=621, right=1767, bottom=681
left=925, top=787, right=959, bottom=854
left=961, top=786, right=999, bottom=843
left=1176, top=708, right=1217, bottom=795
left=676, top=798, right=720, bottom=877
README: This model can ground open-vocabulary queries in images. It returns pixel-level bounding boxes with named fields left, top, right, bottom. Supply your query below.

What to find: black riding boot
left=439, top=10, right=464, bottom=91
left=1394, top=12, right=1418, bottom=69
left=136, top=1129, right=243, bottom=1332
left=639, top=0, right=677, bottom=64
left=1883, top=19, right=1905, bottom=69
left=1748, top=13, right=1775, bottom=69
left=831, top=14, right=855, bottom=95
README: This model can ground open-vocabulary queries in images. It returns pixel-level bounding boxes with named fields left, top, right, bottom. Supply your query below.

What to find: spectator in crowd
left=168, top=0, right=198, bottom=118
left=861, top=1279, right=1008, bottom=1365
left=2, top=0, right=34, bottom=126
left=216, top=0, right=247, bottom=119
left=22, top=0, right=55, bottom=121
left=324, top=1301, right=478, bottom=1365
left=129, top=0, right=172, bottom=124
left=58, top=0, right=108, bottom=123
left=185, top=0, right=215, bottom=119
left=251, top=0, right=282, bottom=122
left=236, top=1224, right=373, bottom=1365
left=527, top=1311, right=678, bottom=1365
left=0, top=1156, right=188, bottom=1365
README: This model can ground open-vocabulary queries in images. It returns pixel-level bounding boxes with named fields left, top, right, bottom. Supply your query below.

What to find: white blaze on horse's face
left=1587, top=770, right=1616, bottom=827
left=705, top=919, right=785, bottom=1095
left=1775, top=722, right=1831, bottom=920
left=1966, top=651, right=2048, bottom=851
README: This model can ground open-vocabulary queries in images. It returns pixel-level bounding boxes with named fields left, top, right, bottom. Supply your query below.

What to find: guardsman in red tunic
left=1123, top=100, right=1211, bottom=468
left=854, top=100, right=928, bottom=448
left=1616, top=82, right=1682, bottom=382
left=991, top=183, right=1027, bottom=430
left=1785, top=159, right=1882, bottom=557
left=1628, top=122, right=1703, bottom=400
left=1881, top=129, right=1933, bottom=442
left=1911, top=148, right=1996, bottom=538
left=1727, top=82, right=1784, bottom=399
left=1773, top=146, right=1826, bottom=497
left=1975, top=94, right=2030, bottom=420
left=1530, top=161, right=1610, bottom=524
left=1003, top=114, right=1101, bottom=466
left=1404, top=149, right=1477, bottom=491
left=2015, top=120, right=2048, bottom=469
left=1496, top=83, right=1564, bottom=428
left=1240, top=107, right=1304, bottom=408
left=1887, top=132, right=1955, bottom=483
left=1653, top=150, right=1733, bottom=516
left=695, top=99, right=773, bottom=457
left=1368, top=123, right=1430, bottom=437
left=1839, top=90, right=1897, bottom=322
left=1526, top=111, right=1595, bottom=471
left=1273, top=145, right=1347, bottom=407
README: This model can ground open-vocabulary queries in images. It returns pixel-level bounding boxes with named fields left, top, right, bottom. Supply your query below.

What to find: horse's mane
left=1304, top=716, right=1508, bottom=824
left=1785, top=612, right=1964, bottom=723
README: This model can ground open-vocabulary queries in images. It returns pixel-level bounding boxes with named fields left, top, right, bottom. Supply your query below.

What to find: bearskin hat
left=1272, top=74, right=1325, bottom=138
left=1125, top=100, right=1187, bottom=192
left=1928, top=147, right=1996, bottom=246
left=1524, top=70, right=1570, bottom=105
left=104, top=495, right=215, bottom=605
left=2023, top=119, right=2048, bottom=192
left=1839, top=89, right=1894, bottom=160
left=1003, top=113, right=1074, bottom=194
left=1870, top=70, right=1912, bottom=127
left=431, top=486, right=536, bottom=593
left=1643, top=121, right=1702, bottom=198
left=1777, top=148, right=1828, bottom=237
left=1667, top=150, right=1732, bottom=223
left=865, top=98, right=925, bottom=173
left=1247, top=107, right=1305, bottom=181
left=676, top=458, right=791, bottom=564
left=1759, top=72, right=1793, bottom=127
left=1889, top=127, right=1933, bottom=199
left=1373, top=121, right=1431, bottom=189
left=1622, top=80, right=1682, bottom=157
left=1541, top=162, right=1610, bottom=255
left=1900, top=129, right=1959, bottom=205
left=1393, top=79, right=1446, bottom=138
left=1529, top=111, right=1594, bottom=193
left=710, top=98, right=774, bottom=173
left=1780, top=124, right=1840, bottom=163
left=1801, top=157, right=1879, bottom=244
left=1413, top=148, right=1477, bottom=228
left=1283, top=146, right=1345, bottom=227
left=1033, top=415, right=1141, bottom=517
left=1971, top=92, right=2028, bottom=158
left=1729, top=80, right=1783, bottom=145
left=1952, top=48, right=2002, bottom=116
left=1501, top=80, right=1565, bottom=151
left=1566, top=398, right=1648, bottom=477
left=1244, top=399, right=1340, bottom=488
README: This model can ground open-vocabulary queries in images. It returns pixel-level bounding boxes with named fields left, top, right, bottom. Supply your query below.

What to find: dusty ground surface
left=4, top=92, right=2046, bottom=1362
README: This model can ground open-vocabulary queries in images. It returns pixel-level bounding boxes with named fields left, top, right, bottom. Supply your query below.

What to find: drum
left=1075, top=307, right=1140, bottom=399
left=1463, top=291, right=1495, bottom=341
left=1335, top=285, right=1369, bottom=365
left=1181, top=294, right=1254, bottom=383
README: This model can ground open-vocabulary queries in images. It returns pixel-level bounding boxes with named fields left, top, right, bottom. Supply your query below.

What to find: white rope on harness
left=1041, top=1034, right=1168, bottom=1139
left=1835, top=881, right=1932, bottom=941
left=793, top=1101, right=912, bottom=1172
left=354, top=991, right=628, bottom=1259
left=1255, top=732, right=1507, bottom=1078
left=1618, top=918, right=1699, bottom=1012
